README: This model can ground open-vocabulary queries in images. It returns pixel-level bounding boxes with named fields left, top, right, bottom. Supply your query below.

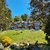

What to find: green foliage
left=44, top=18, right=50, bottom=35
left=11, top=18, right=14, bottom=22
left=21, top=13, right=28, bottom=21
left=14, top=16, right=22, bottom=21
left=0, top=0, right=12, bottom=31
left=29, top=0, right=50, bottom=27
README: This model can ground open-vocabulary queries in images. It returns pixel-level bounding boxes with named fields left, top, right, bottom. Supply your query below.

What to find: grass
left=0, top=30, right=47, bottom=44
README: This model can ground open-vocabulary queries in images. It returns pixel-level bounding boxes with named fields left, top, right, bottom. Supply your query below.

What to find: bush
left=1, top=36, right=12, bottom=47
left=41, top=26, right=45, bottom=31
left=13, top=31, right=20, bottom=35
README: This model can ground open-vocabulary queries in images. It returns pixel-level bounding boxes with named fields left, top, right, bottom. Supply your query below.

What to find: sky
left=6, top=0, right=30, bottom=18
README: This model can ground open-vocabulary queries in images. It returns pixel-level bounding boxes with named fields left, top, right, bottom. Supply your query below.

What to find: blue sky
left=6, top=0, right=30, bottom=18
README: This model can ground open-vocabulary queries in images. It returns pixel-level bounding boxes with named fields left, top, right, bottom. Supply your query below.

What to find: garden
left=0, top=30, right=50, bottom=50
left=0, top=0, right=50, bottom=50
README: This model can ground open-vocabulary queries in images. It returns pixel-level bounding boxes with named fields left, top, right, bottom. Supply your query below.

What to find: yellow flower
left=1, top=36, right=12, bottom=46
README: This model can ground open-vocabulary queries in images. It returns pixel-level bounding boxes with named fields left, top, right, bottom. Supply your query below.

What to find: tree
left=29, top=0, right=50, bottom=28
left=0, top=0, right=12, bottom=31
left=30, top=0, right=50, bottom=20
left=45, top=17, right=50, bottom=35
left=44, top=15, right=50, bottom=43
left=21, top=13, right=28, bottom=21
left=14, top=16, right=22, bottom=21
left=11, top=18, right=14, bottom=22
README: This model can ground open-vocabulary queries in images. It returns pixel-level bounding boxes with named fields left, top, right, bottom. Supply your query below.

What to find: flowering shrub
left=1, top=36, right=12, bottom=47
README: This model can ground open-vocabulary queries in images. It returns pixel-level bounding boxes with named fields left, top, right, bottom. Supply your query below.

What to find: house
left=9, top=21, right=42, bottom=30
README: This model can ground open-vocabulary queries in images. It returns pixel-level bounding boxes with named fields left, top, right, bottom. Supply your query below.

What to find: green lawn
left=0, top=30, right=47, bottom=44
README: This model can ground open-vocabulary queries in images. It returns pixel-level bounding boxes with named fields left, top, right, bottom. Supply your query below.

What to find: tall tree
left=0, top=0, right=12, bottom=31
left=29, top=0, right=50, bottom=28
left=21, top=13, right=28, bottom=21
